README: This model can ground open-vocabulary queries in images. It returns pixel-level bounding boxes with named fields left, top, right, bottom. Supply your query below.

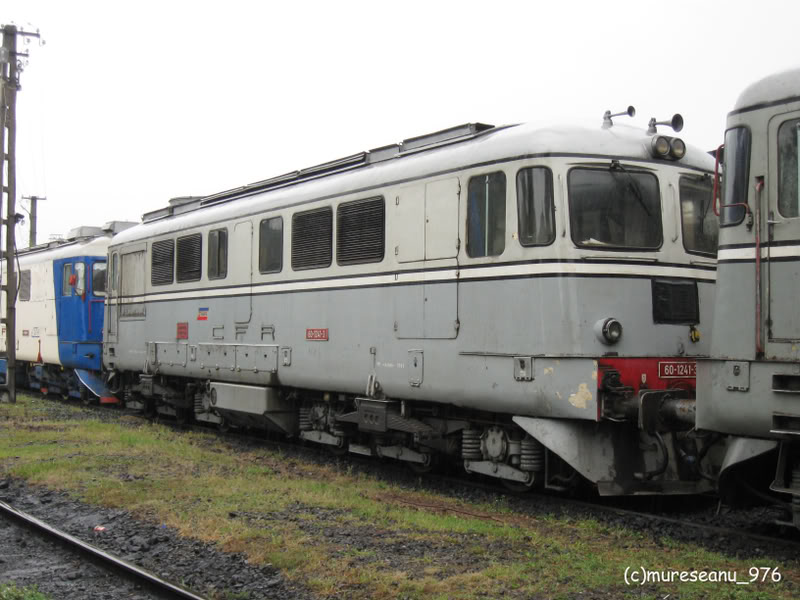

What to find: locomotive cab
left=696, top=68, right=800, bottom=527
left=0, top=222, right=135, bottom=401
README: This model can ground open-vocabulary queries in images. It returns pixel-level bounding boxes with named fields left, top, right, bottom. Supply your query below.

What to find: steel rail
left=0, top=499, right=209, bottom=600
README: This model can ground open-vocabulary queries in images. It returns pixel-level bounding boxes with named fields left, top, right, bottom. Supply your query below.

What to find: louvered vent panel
left=652, top=279, right=699, bottom=324
left=18, top=270, right=31, bottom=302
left=337, top=197, right=385, bottom=265
left=151, top=239, right=175, bottom=285
left=176, top=234, right=202, bottom=282
left=292, top=208, right=332, bottom=270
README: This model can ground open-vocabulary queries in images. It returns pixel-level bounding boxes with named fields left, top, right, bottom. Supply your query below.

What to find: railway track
left=0, top=498, right=208, bottom=600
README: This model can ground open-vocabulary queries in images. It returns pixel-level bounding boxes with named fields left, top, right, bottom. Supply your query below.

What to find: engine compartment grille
left=651, top=279, right=699, bottom=324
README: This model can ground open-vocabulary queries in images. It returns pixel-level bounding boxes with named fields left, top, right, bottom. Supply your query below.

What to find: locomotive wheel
left=408, top=461, right=435, bottom=475
left=502, top=477, right=535, bottom=493
left=175, top=407, right=191, bottom=427
left=218, top=418, right=231, bottom=433
left=81, top=386, right=93, bottom=406
left=328, top=443, right=348, bottom=456
left=144, top=399, right=156, bottom=419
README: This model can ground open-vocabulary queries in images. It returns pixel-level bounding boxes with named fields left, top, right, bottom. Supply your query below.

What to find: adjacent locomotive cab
left=105, top=115, right=752, bottom=497
left=0, top=222, right=135, bottom=400
left=696, top=68, right=800, bottom=527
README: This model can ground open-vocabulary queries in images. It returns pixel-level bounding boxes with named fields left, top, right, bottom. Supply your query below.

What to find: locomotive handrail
left=713, top=144, right=722, bottom=216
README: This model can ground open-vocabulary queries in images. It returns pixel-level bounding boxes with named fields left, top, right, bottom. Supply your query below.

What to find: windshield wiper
left=610, top=160, right=650, bottom=216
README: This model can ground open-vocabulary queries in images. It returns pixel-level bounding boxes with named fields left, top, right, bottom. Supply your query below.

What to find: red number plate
left=658, top=361, right=696, bottom=379
left=306, top=328, right=329, bottom=341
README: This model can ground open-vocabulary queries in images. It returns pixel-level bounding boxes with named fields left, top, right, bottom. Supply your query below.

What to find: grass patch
left=1, top=393, right=798, bottom=599
left=0, top=584, right=50, bottom=600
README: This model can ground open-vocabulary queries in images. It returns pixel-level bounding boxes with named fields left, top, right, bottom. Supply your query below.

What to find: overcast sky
left=3, top=0, right=799, bottom=245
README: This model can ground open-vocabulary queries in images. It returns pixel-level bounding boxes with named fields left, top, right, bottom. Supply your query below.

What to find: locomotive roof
left=733, top=67, right=800, bottom=113
left=16, top=234, right=113, bottom=266
left=16, top=222, right=136, bottom=263
left=113, top=121, right=714, bottom=246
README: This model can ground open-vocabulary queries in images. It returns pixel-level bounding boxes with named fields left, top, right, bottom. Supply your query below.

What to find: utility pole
left=0, top=24, right=41, bottom=403
left=1, top=24, right=18, bottom=403
left=22, top=195, right=45, bottom=247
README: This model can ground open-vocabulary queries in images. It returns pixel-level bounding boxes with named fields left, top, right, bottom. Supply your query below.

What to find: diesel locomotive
left=3, top=115, right=771, bottom=496
left=98, top=116, right=751, bottom=495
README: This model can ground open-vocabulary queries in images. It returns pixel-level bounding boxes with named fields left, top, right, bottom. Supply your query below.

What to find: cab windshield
left=568, top=167, right=662, bottom=250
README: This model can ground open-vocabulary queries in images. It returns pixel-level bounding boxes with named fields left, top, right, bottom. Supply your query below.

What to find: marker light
left=595, top=317, right=623, bottom=345
left=651, top=136, right=671, bottom=157
left=670, top=138, right=686, bottom=159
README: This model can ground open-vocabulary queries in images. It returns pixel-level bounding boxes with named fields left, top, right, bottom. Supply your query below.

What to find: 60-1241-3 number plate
left=658, top=361, right=696, bottom=378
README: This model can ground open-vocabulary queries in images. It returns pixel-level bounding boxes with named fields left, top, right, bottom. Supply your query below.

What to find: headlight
left=651, top=135, right=670, bottom=157
left=595, top=317, right=623, bottom=345
left=670, top=138, right=686, bottom=159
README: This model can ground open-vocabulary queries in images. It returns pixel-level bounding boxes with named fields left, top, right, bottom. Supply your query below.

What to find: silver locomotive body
left=106, top=120, right=735, bottom=495
left=696, top=68, right=800, bottom=523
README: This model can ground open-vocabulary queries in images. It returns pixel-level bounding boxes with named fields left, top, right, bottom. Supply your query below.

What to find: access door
left=393, top=177, right=460, bottom=339
left=232, top=221, right=253, bottom=325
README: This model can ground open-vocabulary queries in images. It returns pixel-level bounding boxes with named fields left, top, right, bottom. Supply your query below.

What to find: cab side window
left=74, top=263, right=86, bottom=296
left=62, top=264, right=73, bottom=296
left=467, top=172, right=506, bottom=258
left=517, top=167, right=555, bottom=246
left=93, top=262, right=107, bottom=297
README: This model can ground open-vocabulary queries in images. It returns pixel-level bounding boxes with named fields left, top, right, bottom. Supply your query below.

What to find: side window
left=292, top=208, right=331, bottom=270
left=337, top=197, right=385, bottom=265
left=93, top=262, right=107, bottom=297
left=208, top=228, right=228, bottom=280
left=176, top=233, right=202, bottom=283
left=680, top=175, right=718, bottom=256
left=74, top=262, right=86, bottom=296
left=778, top=118, right=800, bottom=218
left=111, top=253, right=118, bottom=292
left=259, top=217, right=283, bottom=273
left=120, top=250, right=146, bottom=317
left=19, top=270, right=31, bottom=302
left=721, top=127, right=751, bottom=226
left=62, top=263, right=73, bottom=296
left=467, top=172, right=506, bottom=258
left=151, top=239, right=175, bottom=285
left=517, top=167, right=555, bottom=246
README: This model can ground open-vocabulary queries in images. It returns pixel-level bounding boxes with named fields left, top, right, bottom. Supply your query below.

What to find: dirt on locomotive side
left=1, top=394, right=797, bottom=600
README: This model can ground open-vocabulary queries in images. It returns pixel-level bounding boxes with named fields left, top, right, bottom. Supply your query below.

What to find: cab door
left=88, top=259, right=106, bottom=343
left=54, top=258, right=89, bottom=368
left=766, top=111, right=800, bottom=355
